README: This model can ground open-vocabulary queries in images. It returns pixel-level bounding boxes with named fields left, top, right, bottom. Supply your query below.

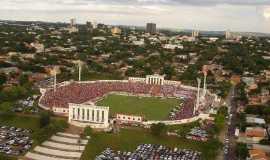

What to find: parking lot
left=96, top=144, right=201, bottom=160
left=186, top=127, right=208, bottom=142
left=0, top=125, right=33, bottom=156
left=13, top=96, right=39, bottom=113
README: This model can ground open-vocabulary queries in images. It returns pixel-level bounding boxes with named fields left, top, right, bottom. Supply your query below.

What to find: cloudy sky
left=1, top=0, right=270, bottom=33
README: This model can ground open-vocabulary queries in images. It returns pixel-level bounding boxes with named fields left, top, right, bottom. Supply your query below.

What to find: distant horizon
left=2, top=18, right=270, bottom=35
left=1, top=0, right=270, bottom=33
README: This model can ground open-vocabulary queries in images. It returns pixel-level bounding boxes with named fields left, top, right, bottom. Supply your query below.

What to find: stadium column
left=104, top=109, right=109, bottom=126
left=76, top=108, right=79, bottom=120
left=89, top=109, right=93, bottom=122
left=68, top=106, right=72, bottom=122
left=80, top=108, right=84, bottom=121
left=94, top=110, right=98, bottom=123
left=99, top=110, right=103, bottom=123
left=84, top=108, right=88, bottom=121
left=76, top=107, right=79, bottom=120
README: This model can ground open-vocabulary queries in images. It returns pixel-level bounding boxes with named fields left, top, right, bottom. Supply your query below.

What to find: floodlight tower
left=194, top=78, right=201, bottom=115
left=52, top=67, right=57, bottom=92
left=78, top=61, right=82, bottom=82
left=202, top=65, right=208, bottom=99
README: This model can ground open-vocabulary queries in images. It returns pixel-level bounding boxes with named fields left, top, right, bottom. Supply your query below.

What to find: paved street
left=223, top=86, right=237, bottom=160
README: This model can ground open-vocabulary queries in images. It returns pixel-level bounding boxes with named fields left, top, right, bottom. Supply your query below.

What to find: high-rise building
left=86, top=21, right=93, bottom=31
left=70, top=18, right=76, bottom=27
left=111, top=27, right=122, bottom=35
left=146, top=23, right=156, bottom=34
left=225, top=30, right=232, bottom=39
left=192, top=30, right=199, bottom=38
left=67, top=18, right=78, bottom=33
left=92, top=21, right=98, bottom=29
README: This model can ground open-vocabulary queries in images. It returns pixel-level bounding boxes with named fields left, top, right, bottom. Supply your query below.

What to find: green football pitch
left=96, top=94, right=180, bottom=120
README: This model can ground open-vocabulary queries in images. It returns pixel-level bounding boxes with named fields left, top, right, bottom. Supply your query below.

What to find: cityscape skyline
left=1, top=0, right=270, bottom=33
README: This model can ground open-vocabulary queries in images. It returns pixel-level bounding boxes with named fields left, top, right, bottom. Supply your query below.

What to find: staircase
left=21, top=132, right=88, bottom=160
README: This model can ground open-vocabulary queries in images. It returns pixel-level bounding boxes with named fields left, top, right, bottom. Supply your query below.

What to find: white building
left=163, top=44, right=184, bottom=50
left=146, top=74, right=165, bottom=85
left=192, top=30, right=199, bottom=38
left=68, top=103, right=109, bottom=129
left=129, top=74, right=181, bottom=86
left=264, top=70, right=270, bottom=80
left=30, top=42, right=44, bottom=53
left=111, top=27, right=122, bottom=35
left=208, top=37, right=219, bottom=42
left=70, top=18, right=76, bottom=27
left=93, top=37, right=107, bottom=41
left=133, top=40, right=145, bottom=46
left=116, top=114, right=143, bottom=124
left=67, top=26, right=79, bottom=33
left=225, top=30, right=232, bottom=40
left=176, top=55, right=188, bottom=60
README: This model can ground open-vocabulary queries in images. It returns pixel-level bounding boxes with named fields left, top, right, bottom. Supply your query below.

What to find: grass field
left=81, top=127, right=221, bottom=160
left=96, top=94, right=180, bottom=120
left=0, top=113, right=40, bottom=131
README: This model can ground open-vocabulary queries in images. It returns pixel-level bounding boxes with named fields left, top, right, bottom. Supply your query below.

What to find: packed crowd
left=169, top=98, right=196, bottom=120
left=40, top=82, right=153, bottom=109
left=96, top=144, right=201, bottom=160
left=40, top=81, right=205, bottom=120
left=0, top=125, right=32, bottom=156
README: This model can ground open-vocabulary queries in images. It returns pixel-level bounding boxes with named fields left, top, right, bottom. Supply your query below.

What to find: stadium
left=38, top=74, right=219, bottom=129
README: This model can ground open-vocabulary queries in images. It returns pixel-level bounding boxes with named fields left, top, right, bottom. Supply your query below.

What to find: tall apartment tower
left=146, top=23, right=157, bottom=34
left=70, top=18, right=76, bottom=27
left=86, top=21, right=93, bottom=31
left=192, top=30, right=199, bottom=38
left=225, top=30, right=232, bottom=39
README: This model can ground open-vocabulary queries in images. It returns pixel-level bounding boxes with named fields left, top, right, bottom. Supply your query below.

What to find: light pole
left=194, top=78, right=201, bottom=115
left=78, top=61, right=82, bottom=82
left=51, top=67, right=58, bottom=92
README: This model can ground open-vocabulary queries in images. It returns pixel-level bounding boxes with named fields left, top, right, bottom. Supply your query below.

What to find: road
left=223, top=86, right=238, bottom=160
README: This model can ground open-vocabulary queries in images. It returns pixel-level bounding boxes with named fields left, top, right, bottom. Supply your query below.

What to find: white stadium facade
left=39, top=74, right=220, bottom=129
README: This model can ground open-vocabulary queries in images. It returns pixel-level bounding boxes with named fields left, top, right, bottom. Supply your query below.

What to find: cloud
left=0, top=0, right=270, bottom=33
left=263, top=7, right=270, bottom=19
left=2, top=0, right=270, bottom=8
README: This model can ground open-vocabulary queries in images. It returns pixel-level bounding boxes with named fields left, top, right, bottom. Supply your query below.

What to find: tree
left=217, top=106, right=228, bottom=116
left=236, top=82, right=248, bottom=103
left=236, top=143, right=248, bottom=160
left=84, top=126, right=93, bottom=137
left=19, top=74, right=29, bottom=85
left=162, top=65, right=175, bottom=80
left=238, top=113, right=247, bottom=132
left=217, top=81, right=232, bottom=98
left=150, top=123, right=167, bottom=136
left=0, top=153, right=12, bottom=160
left=0, top=73, right=7, bottom=86
left=39, top=112, right=51, bottom=128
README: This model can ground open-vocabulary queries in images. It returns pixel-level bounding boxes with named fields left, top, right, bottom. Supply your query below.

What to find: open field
left=96, top=94, right=180, bottom=120
left=0, top=113, right=40, bottom=131
left=81, top=127, right=221, bottom=160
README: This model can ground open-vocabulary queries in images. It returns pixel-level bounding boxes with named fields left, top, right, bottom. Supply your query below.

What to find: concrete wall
left=142, top=114, right=211, bottom=126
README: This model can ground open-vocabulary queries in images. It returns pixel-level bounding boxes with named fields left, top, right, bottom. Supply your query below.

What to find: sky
left=1, top=0, right=270, bottom=33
